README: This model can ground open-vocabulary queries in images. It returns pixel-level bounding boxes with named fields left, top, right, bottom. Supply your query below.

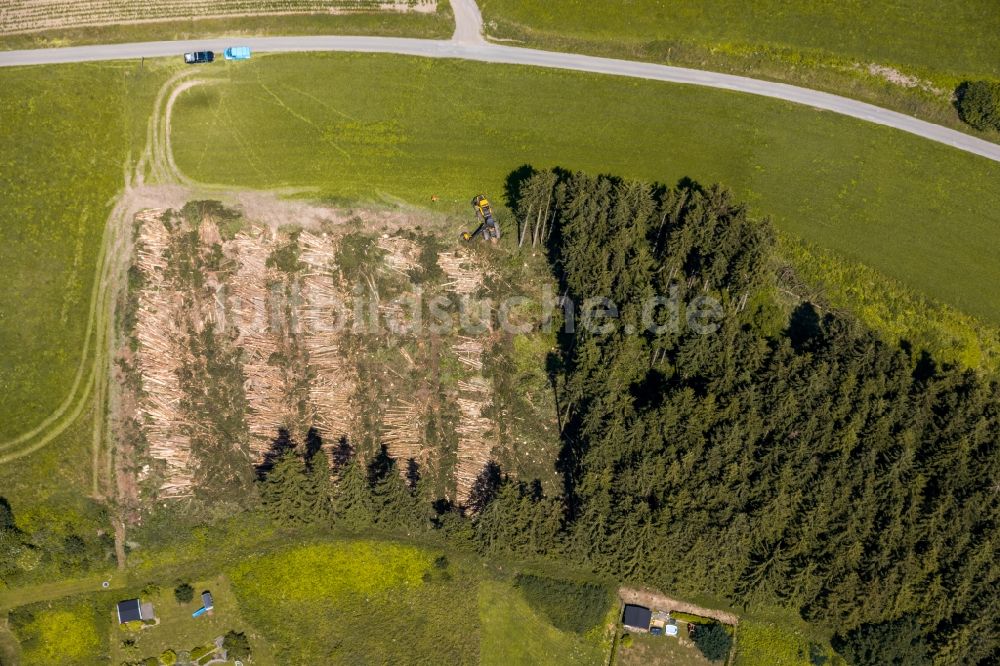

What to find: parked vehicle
left=183, top=51, right=214, bottom=64
left=224, top=46, right=252, bottom=60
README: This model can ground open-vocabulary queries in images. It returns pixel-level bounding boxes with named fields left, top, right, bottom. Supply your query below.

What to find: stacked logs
left=299, top=230, right=354, bottom=444
left=454, top=375, right=496, bottom=501
left=437, top=249, right=483, bottom=294
left=382, top=399, right=426, bottom=471
left=134, top=210, right=194, bottom=499
left=231, top=227, right=288, bottom=456
left=377, top=234, right=419, bottom=276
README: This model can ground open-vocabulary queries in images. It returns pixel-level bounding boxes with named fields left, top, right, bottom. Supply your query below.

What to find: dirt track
left=619, top=587, right=740, bottom=626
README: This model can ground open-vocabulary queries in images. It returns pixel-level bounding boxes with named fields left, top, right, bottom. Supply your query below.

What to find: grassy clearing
left=3, top=531, right=619, bottom=664
left=0, top=414, right=108, bottom=553
left=733, top=608, right=836, bottom=666
left=616, top=628, right=712, bottom=666
left=0, top=570, right=121, bottom=614
left=479, top=1, right=1000, bottom=137
left=0, top=63, right=126, bottom=440
left=0, top=60, right=170, bottom=550
left=0, top=4, right=454, bottom=51
left=513, top=573, right=612, bottom=636
left=227, top=539, right=480, bottom=663
left=479, top=579, right=607, bottom=665
left=229, top=540, right=432, bottom=600
left=170, top=53, right=1000, bottom=326
left=733, top=619, right=812, bottom=666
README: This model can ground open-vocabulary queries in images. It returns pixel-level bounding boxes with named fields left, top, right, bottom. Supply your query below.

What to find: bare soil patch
left=619, top=587, right=739, bottom=626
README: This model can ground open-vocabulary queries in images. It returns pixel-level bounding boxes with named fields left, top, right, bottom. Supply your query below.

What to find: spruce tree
left=259, top=448, right=311, bottom=525
left=332, top=460, right=374, bottom=530
left=306, top=448, right=334, bottom=524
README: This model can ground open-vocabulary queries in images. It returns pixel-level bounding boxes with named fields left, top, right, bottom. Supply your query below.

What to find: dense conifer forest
left=502, top=169, right=999, bottom=664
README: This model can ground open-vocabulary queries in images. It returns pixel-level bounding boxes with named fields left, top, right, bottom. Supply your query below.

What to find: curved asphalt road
left=1, top=0, right=999, bottom=164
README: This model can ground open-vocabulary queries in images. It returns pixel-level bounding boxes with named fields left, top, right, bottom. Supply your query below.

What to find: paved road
left=0, top=0, right=998, bottom=164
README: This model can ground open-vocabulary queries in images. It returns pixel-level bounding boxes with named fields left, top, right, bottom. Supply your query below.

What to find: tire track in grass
left=0, top=215, right=108, bottom=453
left=220, top=97, right=274, bottom=182
left=256, top=70, right=352, bottom=159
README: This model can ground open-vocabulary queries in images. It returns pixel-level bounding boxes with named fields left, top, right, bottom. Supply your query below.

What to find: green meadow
left=478, top=1, right=1000, bottom=135
left=479, top=0, right=1000, bottom=83
left=226, top=539, right=612, bottom=663
left=7, top=597, right=108, bottom=665
left=0, top=63, right=130, bottom=439
left=2, top=535, right=617, bottom=664
left=479, top=579, right=608, bottom=665
left=0, top=61, right=169, bottom=531
left=170, top=53, right=1000, bottom=325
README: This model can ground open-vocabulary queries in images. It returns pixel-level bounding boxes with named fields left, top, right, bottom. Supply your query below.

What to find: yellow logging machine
left=462, top=195, right=501, bottom=243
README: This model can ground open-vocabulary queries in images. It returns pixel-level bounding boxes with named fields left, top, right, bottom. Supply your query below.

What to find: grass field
left=479, top=2, right=1000, bottom=132
left=1, top=533, right=618, bottom=664
left=227, top=539, right=481, bottom=663
left=0, top=3, right=454, bottom=51
left=225, top=539, right=619, bottom=664
left=8, top=596, right=109, bottom=665
left=778, top=235, right=1000, bottom=373
left=616, top=629, right=713, bottom=666
left=733, top=620, right=814, bottom=666
left=480, top=1, right=1000, bottom=80
left=732, top=607, right=836, bottom=666
left=170, top=53, right=1000, bottom=326
left=0, top=60, right=174, bottom=581
left=0, top=63, right=132, bottom=440
left=0, top=415, right=112, bottom=581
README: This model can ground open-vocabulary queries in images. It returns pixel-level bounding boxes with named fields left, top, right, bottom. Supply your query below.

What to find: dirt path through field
left=619, top=587, right=740, bottom=626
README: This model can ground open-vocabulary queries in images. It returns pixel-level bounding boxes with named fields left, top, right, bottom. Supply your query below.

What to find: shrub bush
left=956, top=80, right=1000, bottom=131
left=692, top=622, right=733, bottom=662
left=173, top=582, right=194, bottom=604
left=223, top=630, right=252, bottom=661
left=190, top=644, right=215, bottom=661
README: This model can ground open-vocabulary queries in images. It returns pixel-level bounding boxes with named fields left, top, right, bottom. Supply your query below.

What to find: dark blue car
left=184, top=51, right=214, bottom=64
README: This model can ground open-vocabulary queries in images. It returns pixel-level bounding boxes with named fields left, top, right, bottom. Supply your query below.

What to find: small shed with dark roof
left=116, top=599, right=142, bottom=624
left=622, top=604, right=652, bottom=631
